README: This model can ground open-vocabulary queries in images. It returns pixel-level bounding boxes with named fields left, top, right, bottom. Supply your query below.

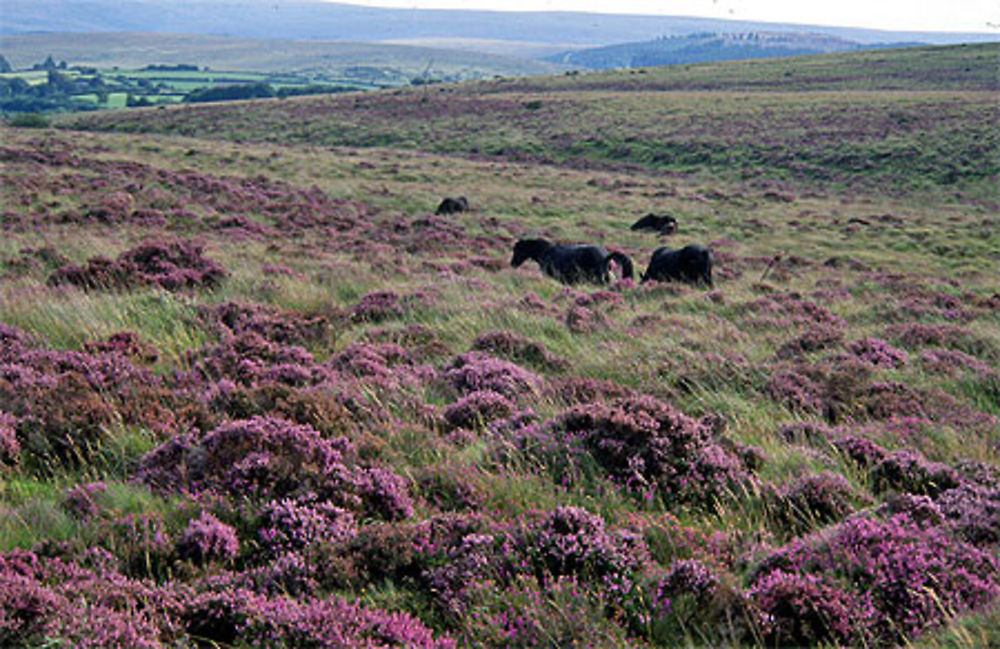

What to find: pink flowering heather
left=775, top=323, right=845, bottom=359
left=443, top=352, right=542, bottom=401
left=525, top=506, right=650, bottom=604
left=61, top=481, right=107, bottom=521
left=870, top=449, right=960, bottom=497
left=471, top=330, right=570, bottom=372
left=831, top=434, right=889, bottom=468
left=547, top=376, right=636, bottom=406
left=768, top=471, right=863, bottom=535
left=745, top=291, right=847, bottom=330
left=350, top=290, right=404, bottom=322
left=751, top=512, right=1000, bottom=645
left=138, top=416, right=413, bottom=520
left=547, top=396, right=755, bottom=507
left=565, top=303, right=612, bottom=334
left=209, top=301, right=333, bottom=347
left=49, top=239, right=227, bottom=292
left=443, top=390, right=515, bottom=431
left=919, top=348, right=996, bottom=377
left=257, top=497, right=357, bottom=555
left=0, top=550, right=181, bottom=648
left=176, top=512, right=239, bottom=565
left=81, top=331, right=158, bottom=364
left=0, top=411, right=19, bottom=467
left=847, top=337, right=909, bottom=368
left=750, top=569, right=877, bottom=646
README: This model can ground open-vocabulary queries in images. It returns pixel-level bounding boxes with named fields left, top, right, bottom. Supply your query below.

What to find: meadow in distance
left=0, top=42, right=999, bottom=647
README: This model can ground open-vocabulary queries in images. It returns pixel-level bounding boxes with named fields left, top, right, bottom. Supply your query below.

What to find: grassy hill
left=1, top=42, right=999, bottom=648
left=546, top=31, right=923, bottom=69
left=61, top=44, right=1000, bottom=197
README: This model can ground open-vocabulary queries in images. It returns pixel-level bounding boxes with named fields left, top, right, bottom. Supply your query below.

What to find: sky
left=335, top=0, right=1000, bottom=33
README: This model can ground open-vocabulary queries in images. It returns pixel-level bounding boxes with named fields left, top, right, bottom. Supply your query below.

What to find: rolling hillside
left=1, top=41, right=998, bottom=648
left=547, top=31, right=924, bottom=69
left=61, top=44, right=1000, bottom=198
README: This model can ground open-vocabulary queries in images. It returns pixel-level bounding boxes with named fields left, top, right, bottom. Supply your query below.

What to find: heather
left=2, top=46, right=1000, bottom=648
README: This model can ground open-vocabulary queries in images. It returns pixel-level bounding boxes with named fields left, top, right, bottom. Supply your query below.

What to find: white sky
left=336, top=0, right=1000, bottom=33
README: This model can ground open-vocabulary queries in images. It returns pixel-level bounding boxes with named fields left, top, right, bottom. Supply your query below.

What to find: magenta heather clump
left=768, top=471, right=861, bottom=535
left=138, top=416, right=413, bottom=521
left=350, top=290, right=404, bottom=322
left=471, top=330, right=570, bottom=372
left=919, top=348, right=996, bottom=377
left=749, top=569, right=877, bottom=647
left=750, top=513, right=1000, bottom=645
left=176, top=512, right=239, bottom=565
left=443, top=352, right=542, bottom=401
left=61, top=481, right=107, bottom=521
left=0, top=411, right=19, bottom=467
left=257, top=497, right=357, bottom=555
left=48, top=239, right=226, bottom=292
left=209, top=301, right=332, bottom=347
left=831, top=434, right=889, bottom=469
left=869, top=449, right=960, bottom=497
left=524, top=506, right=651, bottom=615
left=547, top=396, right=754, bottom=507
left=443, top=390, right=515, bottom=431
left=934, top=483, right=1000, bottom=546
left=847, top=337, right=909, bottom=368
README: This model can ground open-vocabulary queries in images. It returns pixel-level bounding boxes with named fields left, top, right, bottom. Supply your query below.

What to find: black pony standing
left=511, top=238, right=634, bottom=285
left=640, top=244, right=713, bottom=287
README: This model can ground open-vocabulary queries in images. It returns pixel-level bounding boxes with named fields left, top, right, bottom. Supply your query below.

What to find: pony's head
left=511, top=238, right=551, bottom=267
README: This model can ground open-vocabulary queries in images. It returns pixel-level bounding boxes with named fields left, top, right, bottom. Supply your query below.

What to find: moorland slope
left=1, top=44, right=998, bottom=648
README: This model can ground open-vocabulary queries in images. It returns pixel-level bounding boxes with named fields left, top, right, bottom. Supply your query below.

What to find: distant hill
left=0, top=32, right=564, bottom=78
left=60, top=43, right=999, bottom=193
left=549, top=32, right=925, bottom=70
left=2, top=0, right=996, bottom=50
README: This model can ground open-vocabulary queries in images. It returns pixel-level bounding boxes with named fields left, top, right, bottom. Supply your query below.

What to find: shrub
left=847, top=337, right=909, bottom=368
left=8, top=113, right=50, bottom=128
left=138, top=416, right=413, bottom=521
left=0, top=411, right=20, bottom=467
left=548, top=396, right=754, bottom=507
left=751, top=513, right=1000, bottom=645
left=176, top=512, right=239, bottom=565
left=869, top=449, right=960, bottom=497
left=750, top=570, right=876, bottom=646
left=443, top=352, right=542, bottom=401
left=767, top=472, right=862, bottom=535
left=442, top=390, right=514, bottom=431
left=48, top=240, right=226, bottom=292
left=471, top=331, right=570, bottom=372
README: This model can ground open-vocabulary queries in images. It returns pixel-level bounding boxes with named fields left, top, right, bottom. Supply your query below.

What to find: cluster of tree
left=183, top=82, right=351, bottom=103
left=144, top=63, right=201, bottom=71
left=32, top=55, right=69, bottom=71
left=0, top=70, right=102, bottom=113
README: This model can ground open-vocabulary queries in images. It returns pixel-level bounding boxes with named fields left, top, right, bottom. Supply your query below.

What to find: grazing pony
left=630, top=213, right=678, bottom=235
left=435, top=196, right=470, bottom=215
left=511, top=238, right=634, bottom=285
left=641, top=244, right=713, bottom=287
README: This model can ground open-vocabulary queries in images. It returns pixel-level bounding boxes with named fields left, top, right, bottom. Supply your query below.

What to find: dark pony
left=641, top=244, right=713, bottom=287
left=511, top=238, right=634, bottom=285
left=435, top=196, right=469, bottom=215
left=630, top=213, right=678, bottom=235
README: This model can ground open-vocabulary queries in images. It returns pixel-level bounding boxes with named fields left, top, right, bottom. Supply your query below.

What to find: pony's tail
left=607, top=251, right=634, bottom=280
